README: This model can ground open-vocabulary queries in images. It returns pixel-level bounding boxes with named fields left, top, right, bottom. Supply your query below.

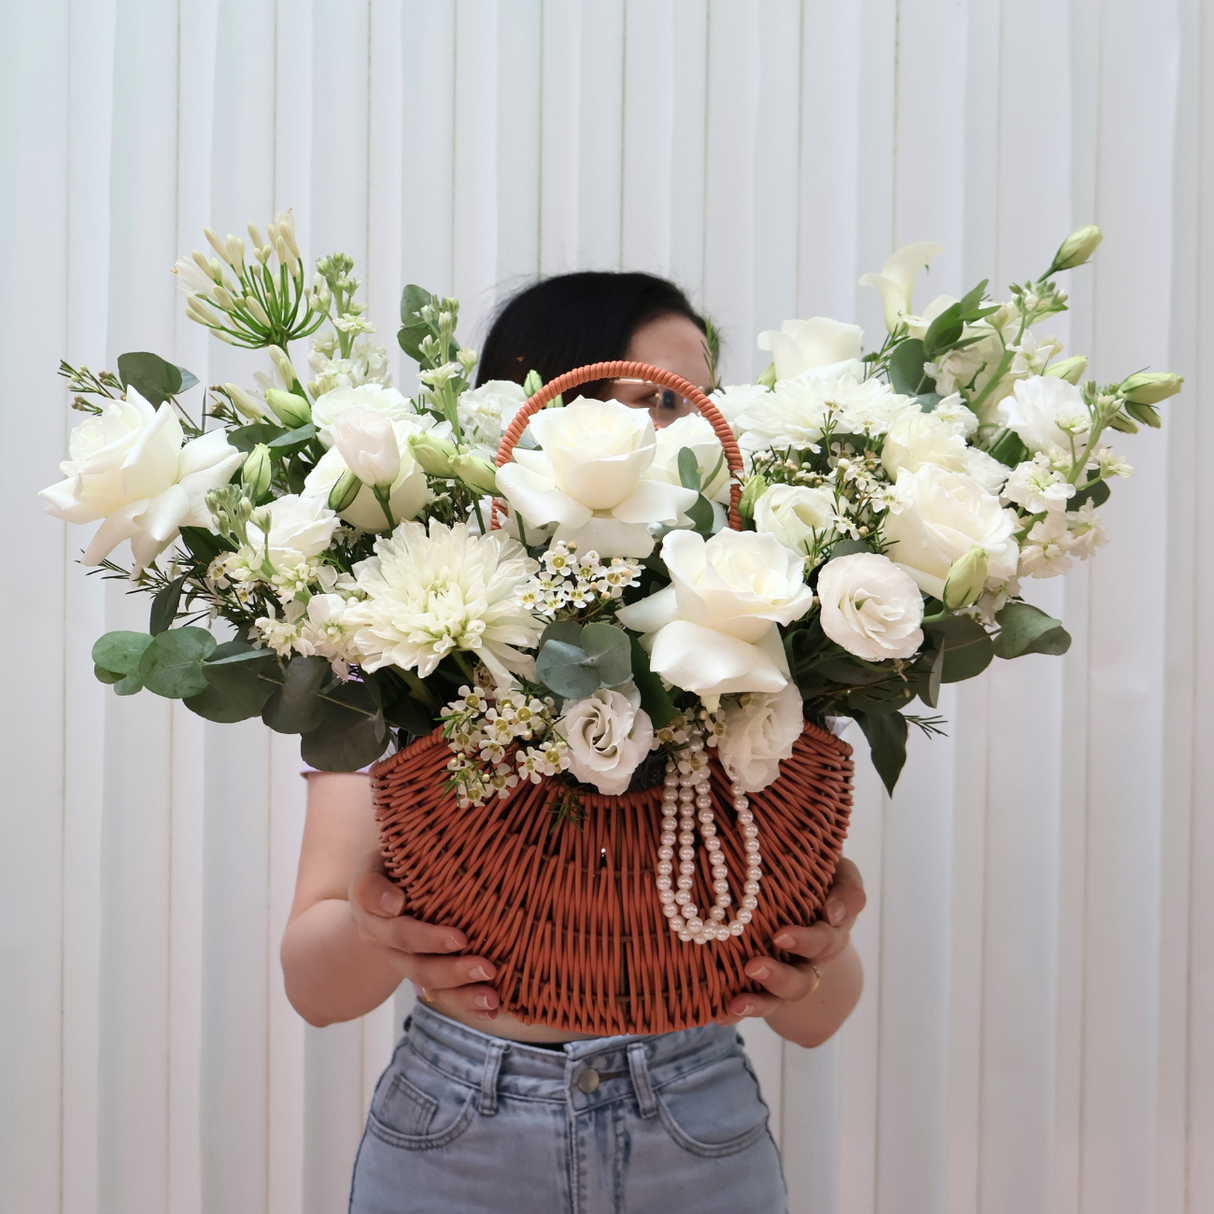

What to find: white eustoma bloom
left=330, top=407, right=401, bottom=488
left=997, top=375, right=1091, bottom=457
left=859, top=241, right=946, bottom=332
left=716, top=682, right=805, bottom=793
left=883, top=465, right=1020, bottom=599
left=312, top=383, right=416, bottom=445
left=616, top=529, right=814, bottom=702
left=756, top=317, right=865, bottom=382
left=39, top=388, right=242, bottom=571
left=752, top=484, right=838, bottom=555
left=244, top=492, right=340, bottom=569
left=648, top=414, right=731, bottom=502
left=816, top=552, right=925, bottom=661
left=558, top=683, right=654, bottom=796
left=344, top=520, right=543, bottom=683
left=494, top=398, right=698, bottom=557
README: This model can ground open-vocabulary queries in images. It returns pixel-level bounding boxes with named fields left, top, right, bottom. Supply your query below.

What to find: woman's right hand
left=348, top=852, right=502, bottom=1021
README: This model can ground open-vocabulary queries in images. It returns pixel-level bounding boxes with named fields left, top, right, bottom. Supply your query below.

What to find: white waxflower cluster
left=441, top=684, right=570, bottom=807
left=515, top=542, right=643, bottom=618
left=250, top=593, right=361, bottom=675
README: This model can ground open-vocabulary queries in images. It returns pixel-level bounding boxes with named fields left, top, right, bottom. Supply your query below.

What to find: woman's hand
left=348, top=852, right=502, bottom=1021
left=717, top=856, right=867, bottom=1042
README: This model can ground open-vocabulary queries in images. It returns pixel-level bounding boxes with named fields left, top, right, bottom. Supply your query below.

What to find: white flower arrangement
left=43, top=215, right=1180, bottom=808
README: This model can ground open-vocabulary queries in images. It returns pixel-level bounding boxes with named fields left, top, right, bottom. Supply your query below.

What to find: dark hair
left=476, top=271, right=706, bottom=394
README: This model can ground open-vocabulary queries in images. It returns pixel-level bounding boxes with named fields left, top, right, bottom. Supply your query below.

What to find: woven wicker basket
left=370, top=362, right=854, bottom=1035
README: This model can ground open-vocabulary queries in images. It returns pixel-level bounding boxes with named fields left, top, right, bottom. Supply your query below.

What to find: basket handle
left=493, top=361, right=744, bottom=531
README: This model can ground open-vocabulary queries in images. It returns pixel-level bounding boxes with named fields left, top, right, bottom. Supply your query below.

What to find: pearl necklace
left=654, top=737, right=762, bottom=944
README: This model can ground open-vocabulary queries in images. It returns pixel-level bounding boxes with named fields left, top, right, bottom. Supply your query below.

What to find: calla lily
left=859, top=241, right=946, bottom=332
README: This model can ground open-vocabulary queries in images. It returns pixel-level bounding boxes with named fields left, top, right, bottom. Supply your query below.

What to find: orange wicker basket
left=370, top=362, right=854, bottom=1034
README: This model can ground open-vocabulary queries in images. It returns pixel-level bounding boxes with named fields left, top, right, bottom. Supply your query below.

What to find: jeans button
left=576, top=1067, right=600, bottom=1094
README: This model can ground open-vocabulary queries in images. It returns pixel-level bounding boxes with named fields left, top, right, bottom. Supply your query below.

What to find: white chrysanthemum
left=345, top=520, right=544, bottom=683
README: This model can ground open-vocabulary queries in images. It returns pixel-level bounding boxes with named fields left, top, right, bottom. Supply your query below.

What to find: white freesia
left=859, top=241, right=946, bottom=332
left=883, top=465, right=1020, bottom=599
left=344, top=520, right=543, bottom=683
left=752, top=484, right=838, bottom=555
left=756, top=317, right=865, bottom=382
left=816, top=552, right=925, bottom=661
left=616, top=529, right=814, bottom=702
left=312, top=383, right=416, bottom=445
left=457, top=379, right=530, bottom=459
left=716, top=682, right=804, bottom=793
left=997, top=375, right=1090, bottom=457
left=494, top=398, right=698, bottom=557
left=558, top=682, right=654, bottom=795
left=648, top=414, right=730, bottom=502
left=39, top=389, right=242, bottom=570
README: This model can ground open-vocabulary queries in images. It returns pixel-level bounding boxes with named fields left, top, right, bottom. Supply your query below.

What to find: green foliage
left=301, top=681, right=389, bottom=771
left=535, top=622, right=632, bottom=699
left=138, top=627, right=217, bottom=698
left=261, top=654, right=330, bottom=733
left=923, top=613, right=995, bottom=683
left=398, top=285, right=442, bottom=361
left=993, top=601, right=1072, bottom=658
left=178, top=525, right=236, bottom=563
left=150, top=575, right=188, bottom=635
left=1069, top=478, right=1111, bottom=511
left=988, top=428, right=1031, bottom=469
left=852, top=710, right=909, bottom=797
left=188, top=640, right=279, bottom=722
left=888, top=339, right=933, bottom=395
left=629, top=635, right=675, bottom=728
left=117, top=352, right=193, bottom=405
left=92, top=631, right=154, bottom=677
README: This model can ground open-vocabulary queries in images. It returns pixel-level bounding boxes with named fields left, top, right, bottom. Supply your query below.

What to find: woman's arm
left=280, top=772, right=500, bottom=1027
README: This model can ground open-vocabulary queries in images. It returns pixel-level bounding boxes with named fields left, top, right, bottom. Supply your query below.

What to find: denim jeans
left=349, top=1003, right=788, bottom=1214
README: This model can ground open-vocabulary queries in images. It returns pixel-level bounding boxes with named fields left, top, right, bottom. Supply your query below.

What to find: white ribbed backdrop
left=2, top=2, right=1211, bottom=1212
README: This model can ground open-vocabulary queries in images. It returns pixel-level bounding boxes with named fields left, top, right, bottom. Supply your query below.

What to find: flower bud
left=452, top=454, right=499, bottom=495
left=244, top=296, right=272, bottom=327
left=331, top=408, right=401, bottom=489
left=457, top=346, right=478, bottom=374
left=522, top=369, right=543, bottom=398
left=942, top=546, right=989, bottom=611
left=225, top=234, right=245, bottom=267
left=263, top=388, right=313, bottom=429
left=327, top=467, right=363, bottom=512
left=224, top=382, right=265, bottom=421
left=407, top=431, right=459, bottom=477
left=1049, top=225, right=1103, bottom=273
left=1119, top=370, right=1183, bottom=405
left=191, top=249, right=218, bottom=280
left=268, top=345, right=299, bottom=388
left=211, top=285, right=236, bottom=311
left=1044, top=355, right=1088, bottom=384
left=247, top=223, right=265, bottom=249
left=240, top=443, right=273, bottom=499
left=1123, top=401, right=1162, bottom=429
left=757, top=363, right=777, bottom=389
left=737, top=473, right=767, bottom=523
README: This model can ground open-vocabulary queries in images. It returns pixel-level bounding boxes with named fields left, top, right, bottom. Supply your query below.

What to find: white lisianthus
left=245, top=492, right=339, bottom=567
left=880, top=409, right=970, bottom=478
left=494, top=399, right=698, bottom=557
left=312, top=383, right=416, bottom=445
left=457, top=379, right=530, bottom=460
left=882, top=465, right=1020, bottom=599
left=557, top=682, right=654, bottom=796
left=756, top=317, right=865, bottom=382
left=859, top=241, right=945, bottom=332
left=996, top=375, right=1090, bottom=457
left=330, top=407, right=401, bottom=488
left=39, top=389, right=242, bottom=571
left=648, top=414, right=730, bottom=502
left=816, top=552, right=925, bottom=661
left=716, top=682, right=804, bottom=793
left=616, top=529, right=814, bottom=702
left=752, top=484, right=838, bottom=555
left=1002, top=454, right=1075, bottom=515
left=344, top=520, right=543, bottom=683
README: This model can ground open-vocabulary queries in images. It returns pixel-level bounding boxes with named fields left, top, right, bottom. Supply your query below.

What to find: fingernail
left=444, top=935, right=463, bottom=951
left=474, top=994, right=497, bottom=1010
left=747, top=963, right=769, bottom=981
left=380, top=890, right=400, bottom=913
left=774, top=933, right=795, bottom=950
left=469, top=964, right=494, bottom=981
left=476, top=1009, right=498, bottom=1021
left=827, top=900, right=846, bottom=926
left=735, top=999, right=753, bottom=1017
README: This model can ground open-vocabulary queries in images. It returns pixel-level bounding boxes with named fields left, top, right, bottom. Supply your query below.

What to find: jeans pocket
left=367, top=1045, right=478, bottom=1151
left=654, top=1052, right=771, bottom=1159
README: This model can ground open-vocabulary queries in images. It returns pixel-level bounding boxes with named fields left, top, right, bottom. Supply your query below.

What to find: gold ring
left=419, top=988, right=433, bottom=1006
left=806, top=961, right=822, bottom=995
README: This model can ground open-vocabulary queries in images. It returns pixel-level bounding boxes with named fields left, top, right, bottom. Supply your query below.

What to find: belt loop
left=479, top=1040, right=509, bottom=1116
left=627, top=1042, right=657, bottom=1119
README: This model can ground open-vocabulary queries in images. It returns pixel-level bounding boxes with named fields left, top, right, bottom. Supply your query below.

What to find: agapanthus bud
left=191, top=249, right=218, bottom=280
left=263, top=388, right=313, bottom=429
left=224, top=382, right=265, bottom=421
left=452, top=454, right=499, bottom=496
left=224, top=234, right=245, bottom=267
left=268, top=345, right=299, bottom=388
left=244, top=296, right=272, bottom=327
left=240, top=443, right=273, bottom=499
left=1049, top=225, right=1103, bottom=273
left=942, top=546, right=990, bottom=611
left=1119, top=370, right=1183, bottom=405
left=1044, top=355, right=1088, bottom=384
left=247, top=223, right=264, bottom=249
left=211, top=285, right=236, bottom=311
left=407, top=431, right=459, bottom=477
left=327, top=468, right=362, bottom=512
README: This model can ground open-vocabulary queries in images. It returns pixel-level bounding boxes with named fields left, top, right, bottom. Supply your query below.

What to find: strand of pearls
left=653, top=736, right=762, bottom=945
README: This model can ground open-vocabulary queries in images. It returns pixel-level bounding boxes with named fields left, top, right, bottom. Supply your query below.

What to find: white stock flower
left=312, top=383, right=416, bottom=445
left=816, top=552, right=925, bottom=661
left=40, top=389, right=242, bottom=571
left=1018, top=512, right=1073, bottom=579
left=616, top=529, right=814, bottom=701
left=308, top=333, right=392, bottom=397
left=883, top=464, right=1020, bottom=600
left=932, top=393, right=979, bottom=439
left=494, top=398, right=697, bottom=557
left=756, top=317, right=865, bottom=382
left=344, top=520, right=543, bottom=683
left=1066, top=501, right=1108, bottom=559
left=557, top=683, right=654, bottom=796
left=456, top=380, right=530, bottom=460
left=752, top=484, right=838, bottom=555
left=716, top=682, right=804, bottom=793
left=648, top=414, right=731, bottom=502
left=859, top=241, right=946, bottom=332
left=997, top=375, right=1090, bottom=457
left=1002, top=454, right=1075, bottom=515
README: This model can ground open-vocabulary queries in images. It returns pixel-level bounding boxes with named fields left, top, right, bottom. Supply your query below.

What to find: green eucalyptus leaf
left=114, top=674, right=144, bottom=696
left=686, top=494, right=716, bottom=536
left=117, top=351, right=183, bottom=405
left=138, top=627, right=217, bottom=698
left=267, top=423, right=317, bottom=451
left=988, top=428, right=1031, bottom=469
left=150, top=575, right=188, bottom=636
left=382, top=691, right=434, bottom=736
left=629, top=636, right=675, bottom=729
left=923, top=613, right=995, bottom=682
left=580, top=622, right=633, bottom=686
left=300, top=682, right=390, bottom=771
left=914, top=391, right=944, bottom=412
left=916, top=643, right=945, bottom=709
left=261, top=654, right=330, bottom=732
left=94, top=664, right=125, bottom=685
left=184, top=679, right=270, bottom=723
left=993, top=601, right=1073, bottom=659
left=199, top=641, right=278, bottom=714
left=853, top=710, right=909, bottom=797
left=921, top=302, right=964, bottom=357
left=535, top=639, right=601, bottom=700
left=229, top=422, right=289, bottom=453
left=398, top=284, right=438, bottom=361
left=177, top=366, right=200, bottom=393
left=677, top=446, right=702, bottom=492
left=826, top=536, right=876, bottom=560
left=92, top=630, right=155, bottom=677
left=539, top=620, right=583, bottom=649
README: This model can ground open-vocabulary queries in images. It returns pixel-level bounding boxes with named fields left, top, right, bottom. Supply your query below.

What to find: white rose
left=716, top=682, right=804, bottom=793
left=816, top=552, right=924, bottom=661
left=648, top=414, right=730, bottom=502
left=859, top=241, right=945, bottom=332
left=880, top=409, right=970, bottom=478
left=495, top=398, right=697, bottom=557
left=330, top=407, right=401, bottom=488
left=996, top=375, right=1090, bottom=456
left=312, top=383, right=415, bottom=445
left=616, top=529, right=814, bottom=701
left=883, top=465, right=1020, bottom=599
left=752, top=484, right=838, bottom=555
left=246, top=492, right=339, bottom=569
left=39, top=389, right=242, bottom=571
left=756, top=317, right=865, bottom=382
left=964, top=447, right=1010, bottom=494
left=558, top=683, right=654, bottom=796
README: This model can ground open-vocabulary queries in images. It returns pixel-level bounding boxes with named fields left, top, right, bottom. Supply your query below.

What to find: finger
left=351, top=869, right=408, bottom=918
left=772, top=922, right=849, bottom=964
left=428, top=982, right=502, bottom=1018
left=744, top=956, right=817, bottom=1003
left=358, top=913, right=467, bottom=956
left=822, top=857, right=867, bottom=930
left=723, top=990, right=784, bottom=1020
left=406, top=953, right=498, bottom=993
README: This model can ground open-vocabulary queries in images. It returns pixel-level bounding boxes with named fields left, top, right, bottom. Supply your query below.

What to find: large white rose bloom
left=816, top=552, right=925, bottom=661
left=558, top=682, right=654, bottom=796
left=716, top=682, right=804, bottom=793
left=996, top=375, right=1090, bottom=457
left=880, top=409, right=969, bottom=478
left=756, top=317, right=865, bottom=382
left=344, top=520, right=543, bottom=683
left=883, top=465, right=1020, bottom=599
left=494, top=398, right=698, bottom=557
left=616, top=529, right=814, bottom=701
left=752, top=484, right=838, bottom=555
left=40, top=388, right=242, bottom=570
left=648, top=414, right=731, bottom=502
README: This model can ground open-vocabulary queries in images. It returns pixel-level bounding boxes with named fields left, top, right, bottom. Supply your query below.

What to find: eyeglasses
left=606, top=378, right=708, bottom=424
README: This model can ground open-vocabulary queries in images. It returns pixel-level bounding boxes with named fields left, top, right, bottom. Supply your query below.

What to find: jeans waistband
left=406, top=1003, right=742, bottom=1116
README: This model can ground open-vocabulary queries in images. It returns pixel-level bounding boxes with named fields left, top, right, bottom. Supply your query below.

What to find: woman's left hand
left=718, top=856, right=867, bottom=1024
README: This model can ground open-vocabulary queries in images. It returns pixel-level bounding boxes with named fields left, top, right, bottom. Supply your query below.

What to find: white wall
left=1, top=2, right=1210, bottom=1212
